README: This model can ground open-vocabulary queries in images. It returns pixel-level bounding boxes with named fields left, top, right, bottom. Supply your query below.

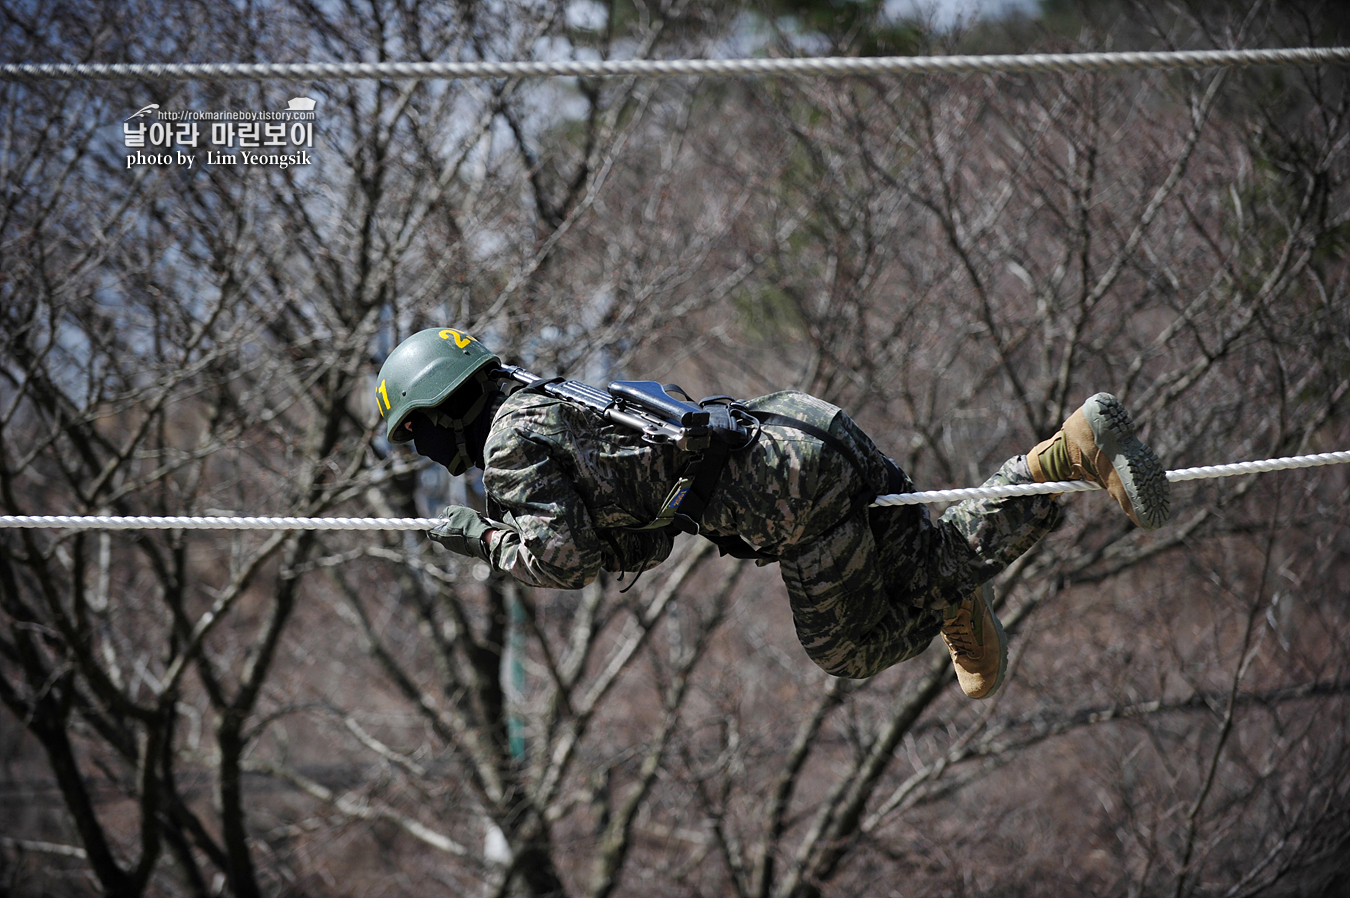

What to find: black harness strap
left=657, top=403, right=754, bottom=535
left=749, top=412, right=903, bottom=515
left=663, top=410, right=904, bottom=562
left=751, top=413, right=867, bottom=483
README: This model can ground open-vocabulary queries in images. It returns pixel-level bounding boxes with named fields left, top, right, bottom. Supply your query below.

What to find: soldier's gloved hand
left=428, top=505, right=496, bottom=561
left=600, top=529, right=674, bottom=574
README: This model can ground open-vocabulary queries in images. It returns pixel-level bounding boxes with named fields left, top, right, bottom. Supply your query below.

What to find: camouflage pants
left=778, top=457, right=1061, bottom=678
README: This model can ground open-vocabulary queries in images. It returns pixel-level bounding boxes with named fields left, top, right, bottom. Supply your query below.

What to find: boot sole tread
left=1084, top=393, right=1171, bottom=529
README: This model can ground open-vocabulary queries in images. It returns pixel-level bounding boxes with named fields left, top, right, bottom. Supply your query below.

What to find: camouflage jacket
left=480, top=388, right=895, bottom=589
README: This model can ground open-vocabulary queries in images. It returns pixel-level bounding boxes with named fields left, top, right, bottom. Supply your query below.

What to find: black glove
left=428, top=505, right=496, bottom=561
left=599, top=529, right=674, bottom=574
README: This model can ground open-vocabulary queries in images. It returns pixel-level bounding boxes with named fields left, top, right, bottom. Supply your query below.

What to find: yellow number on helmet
left=377, top=379, right=391, bottom=415
left=438, top=328, right=474, bottom=348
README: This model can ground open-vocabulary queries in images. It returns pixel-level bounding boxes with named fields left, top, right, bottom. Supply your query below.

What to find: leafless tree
left=2, top=1, right=1348, bottom=897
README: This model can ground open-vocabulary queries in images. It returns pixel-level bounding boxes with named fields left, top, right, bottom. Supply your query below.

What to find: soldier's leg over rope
left=778, top=456, right=1060, bottom=685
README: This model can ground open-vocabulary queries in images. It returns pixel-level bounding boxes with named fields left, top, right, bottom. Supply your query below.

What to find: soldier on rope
left=376, top=327, right=1170, bottom=699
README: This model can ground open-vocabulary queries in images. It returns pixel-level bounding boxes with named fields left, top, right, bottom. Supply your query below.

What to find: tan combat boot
left=940, top=583, right=1008, bottom=700
left=1028, top=393, right=1170, bottom=530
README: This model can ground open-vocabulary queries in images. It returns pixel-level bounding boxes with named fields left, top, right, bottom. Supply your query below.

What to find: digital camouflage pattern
left=779, top=456, right=1060, bottom=678
left=481, top=391, right=684, bottom=589
left=479, top=388, right=1061, bottom=678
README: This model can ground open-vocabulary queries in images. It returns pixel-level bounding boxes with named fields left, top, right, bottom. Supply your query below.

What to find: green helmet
left=375, top=327, right=500, bottom=444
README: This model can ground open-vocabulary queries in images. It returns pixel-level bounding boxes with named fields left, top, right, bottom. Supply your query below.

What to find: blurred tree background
left=2, top=0, right=1348, bottom=895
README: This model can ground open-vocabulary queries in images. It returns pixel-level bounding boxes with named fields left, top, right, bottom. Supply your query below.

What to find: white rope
left=1, top=450, right=1346, bottom=530
left=3, top=47, right=1348, bottom=84
left=0, top=515, right=440, bottom=531
left=873, top=449, right=1350, bottom=506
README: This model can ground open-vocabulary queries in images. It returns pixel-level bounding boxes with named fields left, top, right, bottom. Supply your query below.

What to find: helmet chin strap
left=444, top=447, right=473, bottom=476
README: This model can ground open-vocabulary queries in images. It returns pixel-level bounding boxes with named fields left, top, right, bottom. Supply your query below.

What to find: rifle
left=497, top=365, right=712, bottom=453
left=496, top=365, right=766, bottom=553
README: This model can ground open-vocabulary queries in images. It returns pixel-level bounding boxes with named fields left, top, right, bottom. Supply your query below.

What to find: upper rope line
left=2, top=450, right=1346, bottom=531
left=3, top=47, right=1349, bottom=84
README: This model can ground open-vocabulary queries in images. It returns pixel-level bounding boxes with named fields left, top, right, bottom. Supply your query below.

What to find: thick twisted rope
left=2, top=450, right=1345, bottom=530
left=3, top=47, right=1348, bottom=84
left=0, top=515, right=442, bottom=532
left=872, top=449, right=1350, bottom=506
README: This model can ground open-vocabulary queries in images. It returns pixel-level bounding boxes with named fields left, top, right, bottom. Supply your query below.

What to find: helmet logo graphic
left=439, top=328, right=473, bottom=348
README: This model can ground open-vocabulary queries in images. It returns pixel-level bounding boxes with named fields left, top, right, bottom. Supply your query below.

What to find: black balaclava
left=409, top=379, right=504, bottom=475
